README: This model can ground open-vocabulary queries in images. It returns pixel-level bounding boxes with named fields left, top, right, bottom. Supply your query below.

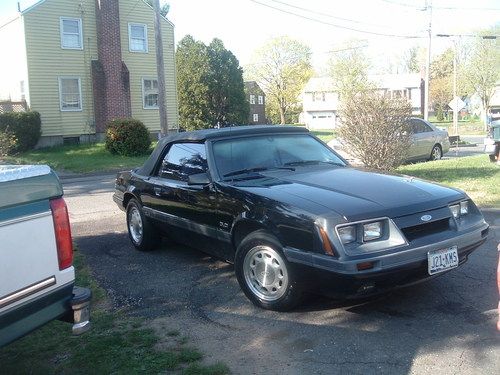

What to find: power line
left=379, top=0, right=500, bottom=11
left=248, top=0, right=425, bottom=39
left=268, top=0, right=394, bottom=29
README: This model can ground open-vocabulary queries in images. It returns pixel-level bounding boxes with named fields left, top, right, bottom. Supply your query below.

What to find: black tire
left=126, top=198, right=160, bottom=251
left=235, top=230, right=303, bottom=311
left=430, top=144, right=442, bottom=161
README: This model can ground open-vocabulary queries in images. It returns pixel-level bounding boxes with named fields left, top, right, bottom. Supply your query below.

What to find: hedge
left=105, top=118, right=151, bottom=156
left=0, top=111, right=41, bottom=153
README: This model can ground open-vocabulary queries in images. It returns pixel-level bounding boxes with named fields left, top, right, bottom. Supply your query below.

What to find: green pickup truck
left=0, top=165, right=91, bottom=347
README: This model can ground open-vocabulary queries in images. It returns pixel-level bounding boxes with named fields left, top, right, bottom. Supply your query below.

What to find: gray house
left=244, top=81, right=266, bottom=124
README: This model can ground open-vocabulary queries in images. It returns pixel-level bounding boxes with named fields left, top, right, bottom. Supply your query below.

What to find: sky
left=1, top=0, right=499, bottom=73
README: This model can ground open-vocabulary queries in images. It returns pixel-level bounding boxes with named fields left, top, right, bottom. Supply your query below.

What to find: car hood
left=232, top=167, right=465, bottom=221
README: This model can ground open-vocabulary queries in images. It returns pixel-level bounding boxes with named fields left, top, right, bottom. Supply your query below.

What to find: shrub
left=105, top=118, right=151, bottom=156
left=337, top=92, right=412, bottom=171
left=0, top=111, right=41, bottom=153
left=0, top=130, right=17, bottom=157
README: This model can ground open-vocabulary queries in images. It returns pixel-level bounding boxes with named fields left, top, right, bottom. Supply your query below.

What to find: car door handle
left=154, top=187, right=162, bottom=196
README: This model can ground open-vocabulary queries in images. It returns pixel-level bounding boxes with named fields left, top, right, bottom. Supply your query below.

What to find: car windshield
left=212, top=134, right=346, bottom=179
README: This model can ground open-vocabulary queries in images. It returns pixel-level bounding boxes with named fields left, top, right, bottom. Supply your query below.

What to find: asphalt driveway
left=64, top=174, right=500, bottom=375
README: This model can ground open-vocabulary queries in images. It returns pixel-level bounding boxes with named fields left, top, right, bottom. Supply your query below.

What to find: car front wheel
left=126, top=198, right=159, bottom=251
left=235, top=230, right=303, bottom=311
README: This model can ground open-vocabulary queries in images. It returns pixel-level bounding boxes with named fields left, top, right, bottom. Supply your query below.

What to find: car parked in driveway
left=0, top=165, right=91, bottom=347
left=113, top=125, right=488, bottom=311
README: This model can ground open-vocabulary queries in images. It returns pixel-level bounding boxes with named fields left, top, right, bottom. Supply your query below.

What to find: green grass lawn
left=397, top=155, right=499, bottom=207
left=0, top=250, right=228, bottom=375
left=311, top=129, right=336, bottom=143
left=1, top=143, right=152, bottom=174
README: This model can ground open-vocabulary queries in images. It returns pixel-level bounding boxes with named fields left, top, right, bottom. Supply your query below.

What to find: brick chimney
left=92, top=0, right=132, bottom=133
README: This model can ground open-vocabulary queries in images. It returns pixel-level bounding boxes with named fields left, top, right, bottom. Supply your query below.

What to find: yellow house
left=0, top=0, right=179, bottom=147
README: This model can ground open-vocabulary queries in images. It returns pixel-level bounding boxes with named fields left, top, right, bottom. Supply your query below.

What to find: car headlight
left=338, top=225, right=356, bottom=244
left=363, top=221, right=383, bottom=241
left=450, top=200, right=469, bottom=218
left=460, top=201, right=468, bottom=215
left=450, top=204, right=460, bottom=218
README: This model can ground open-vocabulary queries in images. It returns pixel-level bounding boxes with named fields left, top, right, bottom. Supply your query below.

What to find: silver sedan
left=406, top=117, right=450, bottom=162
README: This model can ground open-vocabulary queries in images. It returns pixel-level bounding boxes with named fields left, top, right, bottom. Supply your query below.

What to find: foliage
left=397, top=155, right=500, bottom=207
left=462, top=27, right=500, bottom=121
left=245, top=36, right=313, bottom=124
left=430, top=76, right=452, bottom=121
left=207, top=38, right=249, bottom=125
left=401, top=45, right=423, bottom=73
left=0, top=130, right=17, bottom=157
left=337, top=92, right=412, bottom=170
left=145, top=0, right=170, bottom=16
left=176, top=35, right=212, bottom=130
left=176, top=35, right=247, bottom=130
left=105, top=118, right=151, bottom=156
left=0, top=111, right=41, bottom=153
left=328, top=42, right=373, bottom=102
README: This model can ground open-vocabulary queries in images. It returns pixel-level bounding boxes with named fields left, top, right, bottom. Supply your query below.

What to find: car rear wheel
left=126, top=198, right=159, bottom=251
left=430, top=144, right=442, bottom=161
left=235, top=230, right=303, bottom=311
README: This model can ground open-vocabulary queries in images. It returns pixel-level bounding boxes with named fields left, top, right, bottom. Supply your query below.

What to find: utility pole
left=452, top=39, right=458, bottom=135
left=423, top=0, right=432, bottom=121
left=153, top=0, right=168, bottom=136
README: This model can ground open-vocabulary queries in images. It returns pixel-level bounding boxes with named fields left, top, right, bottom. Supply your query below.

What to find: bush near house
left=105, top=118, right=151, bottom=156
left=0, top=111, right=41, bottom=153
left=0, top=130, right=17, bottom=157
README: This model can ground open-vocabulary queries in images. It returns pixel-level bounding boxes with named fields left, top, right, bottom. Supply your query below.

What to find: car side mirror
left=187, top=172, right=210, bottom=186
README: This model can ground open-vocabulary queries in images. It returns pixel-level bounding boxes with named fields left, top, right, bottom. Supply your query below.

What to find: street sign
left=448, top=97, right=465, bottom=112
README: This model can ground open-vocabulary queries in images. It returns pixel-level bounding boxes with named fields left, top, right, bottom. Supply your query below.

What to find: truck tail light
left=50, top=197, right=73, bottom=270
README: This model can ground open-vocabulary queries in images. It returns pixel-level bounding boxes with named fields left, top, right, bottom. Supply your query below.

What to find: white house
left=300, top=73, right=424, bottom=130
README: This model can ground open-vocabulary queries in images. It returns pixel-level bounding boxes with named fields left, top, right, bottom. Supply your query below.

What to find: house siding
left=119, top=0, right=179, bottom=132
left=23, top=0, right=98, bottom=137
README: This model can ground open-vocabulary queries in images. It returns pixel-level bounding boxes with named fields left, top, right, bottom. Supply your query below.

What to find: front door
left=151, top=142, right=222, bottom=255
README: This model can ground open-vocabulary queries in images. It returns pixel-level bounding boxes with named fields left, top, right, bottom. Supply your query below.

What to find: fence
left=0, top=100, right=28, bottom=114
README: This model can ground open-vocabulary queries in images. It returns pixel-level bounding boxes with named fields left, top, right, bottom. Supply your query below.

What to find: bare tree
left=337, top=92, right=412, bottom=170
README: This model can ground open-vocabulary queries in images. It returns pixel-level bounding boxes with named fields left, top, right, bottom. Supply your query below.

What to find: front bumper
left=284, top=222, right=489, bottom=298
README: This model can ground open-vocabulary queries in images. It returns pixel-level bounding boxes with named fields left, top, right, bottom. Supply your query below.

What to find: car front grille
left=401, top=218, right=451, bottom=242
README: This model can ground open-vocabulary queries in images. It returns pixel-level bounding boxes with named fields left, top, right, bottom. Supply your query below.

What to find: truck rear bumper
left=0, top=284, right=91, bottom=348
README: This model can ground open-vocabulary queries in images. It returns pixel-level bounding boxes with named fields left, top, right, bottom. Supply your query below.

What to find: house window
left=253, top=113, right=259, bottom=122
left=129, top=23, right=148, bottom=52
left=312, top=92, right=325, bottom=102
left=60, top=17, right=83, bottom=49
left=142, top=78, right=159, bottom=109
left=258, top=95, right=263, bottom=105
left=59, top=77, right=82, bottom=111
left=250, top=95, right=255, bottom=104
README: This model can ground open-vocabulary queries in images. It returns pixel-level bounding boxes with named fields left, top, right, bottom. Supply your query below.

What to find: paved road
left=63, top=174, right=500, bottom=375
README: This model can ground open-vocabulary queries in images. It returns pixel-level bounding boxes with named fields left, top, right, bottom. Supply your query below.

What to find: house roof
left=303, top=73, right=422, bottom=93
left=18, top=0, right=175, bottom=27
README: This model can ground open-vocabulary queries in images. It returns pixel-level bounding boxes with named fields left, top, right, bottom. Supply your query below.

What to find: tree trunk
left=279, top=106, right=286, bottom=124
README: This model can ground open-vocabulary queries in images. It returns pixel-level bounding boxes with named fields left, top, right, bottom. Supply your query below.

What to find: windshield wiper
left=223, top=166, right=294, bottom=178
left=284, top=160, right=345, bottom=167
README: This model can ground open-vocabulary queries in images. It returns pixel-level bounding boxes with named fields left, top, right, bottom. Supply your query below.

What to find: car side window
left=159, top=143, right=207, bottom=181
left=410, top=119, right=431, bottom=134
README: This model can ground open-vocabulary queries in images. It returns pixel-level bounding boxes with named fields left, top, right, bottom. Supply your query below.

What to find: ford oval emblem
left=420, top=215, right=432, bottom=222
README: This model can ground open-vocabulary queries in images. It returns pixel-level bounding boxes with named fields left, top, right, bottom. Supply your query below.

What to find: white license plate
left=427, top=246, right=458, bottom=275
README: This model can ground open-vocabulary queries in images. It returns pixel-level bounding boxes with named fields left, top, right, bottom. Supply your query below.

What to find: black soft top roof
left=136, top=125, right=309, bottom=176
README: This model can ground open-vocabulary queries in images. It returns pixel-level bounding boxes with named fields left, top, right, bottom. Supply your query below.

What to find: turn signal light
left=319, top=227, right=336, bottom=256
left=357, top=262, right=374, bottom=271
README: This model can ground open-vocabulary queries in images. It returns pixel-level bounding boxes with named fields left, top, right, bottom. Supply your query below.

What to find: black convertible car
left=113, top=125, right=489, bottom=311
